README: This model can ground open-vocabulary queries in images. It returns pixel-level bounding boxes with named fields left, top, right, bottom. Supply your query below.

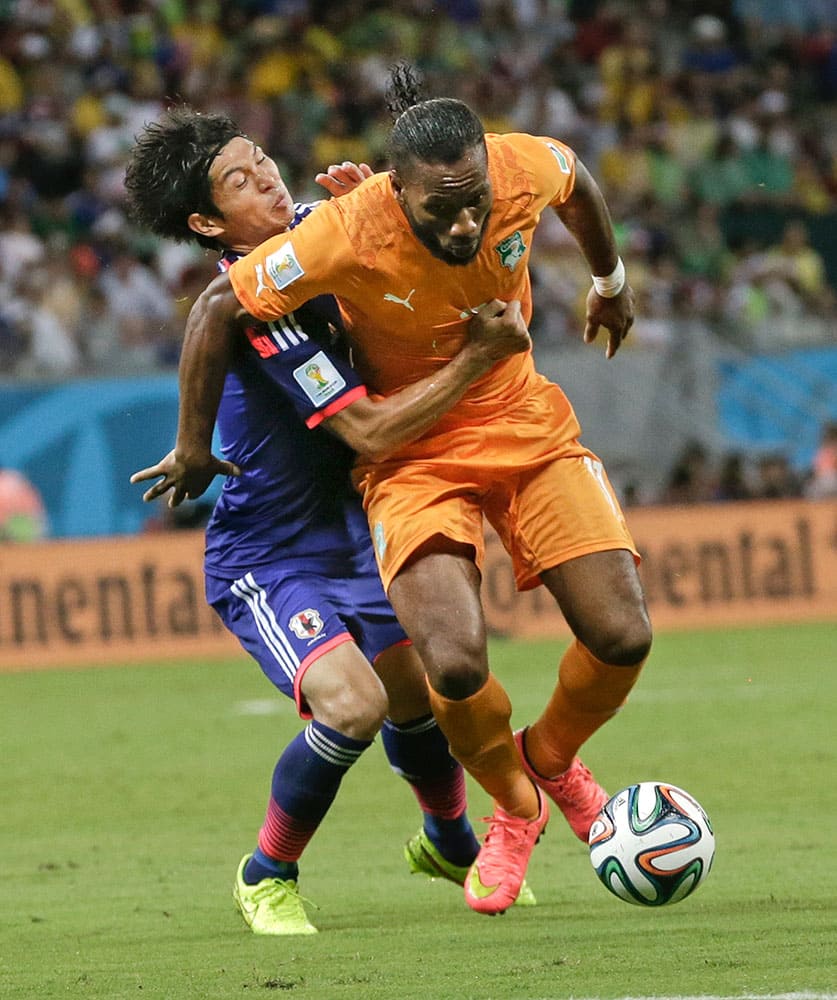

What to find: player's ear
left=188, top=211, right=225, bottom=240
left=389, top=168, right=404, bottom=201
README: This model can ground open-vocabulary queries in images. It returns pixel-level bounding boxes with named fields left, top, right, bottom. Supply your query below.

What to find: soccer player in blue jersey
left=125, top=107, right=533, bottom=934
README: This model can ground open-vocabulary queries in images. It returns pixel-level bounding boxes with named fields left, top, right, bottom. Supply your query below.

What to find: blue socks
left=244, top=847, right=299, bottom=885
left=381, top=715, right=479, bottom=867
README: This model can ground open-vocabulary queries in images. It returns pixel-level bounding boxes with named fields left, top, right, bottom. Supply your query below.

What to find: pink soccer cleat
left=514, top=728, right=608, bottom=842
left=464, top=787, right=548, bottom=916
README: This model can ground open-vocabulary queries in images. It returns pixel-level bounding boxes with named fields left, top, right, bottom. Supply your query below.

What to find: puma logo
left=383, top=288, right=416, bottom=311
left=255, top=263, right=269, bottom=297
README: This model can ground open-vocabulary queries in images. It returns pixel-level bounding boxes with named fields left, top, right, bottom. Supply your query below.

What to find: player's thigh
left=300, top=640, right=388, bottom=740
left=541, top=549, right=652, bottom=665
left=206, top=569, right=385, bottom=729
left=339, top=542, right=413, bottom=667
left=387, top=539, right=489, bottom=698
left=373, top=642, right=431, bottom=724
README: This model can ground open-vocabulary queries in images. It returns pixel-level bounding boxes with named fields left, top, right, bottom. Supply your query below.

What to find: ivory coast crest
left=494, top=230, right=526, bottom=271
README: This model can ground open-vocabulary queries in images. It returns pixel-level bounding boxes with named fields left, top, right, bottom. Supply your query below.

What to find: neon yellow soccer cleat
left=233, top=854, right=318, bottom=935
left=404, top=829, right=537, bottom=907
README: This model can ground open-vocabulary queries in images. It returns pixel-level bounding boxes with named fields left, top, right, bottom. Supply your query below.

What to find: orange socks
left=427, top=673, right=539, bottom=820
left=526, top=640, right=646, bottom=779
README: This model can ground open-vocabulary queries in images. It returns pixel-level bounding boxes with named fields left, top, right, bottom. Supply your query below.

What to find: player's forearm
left=555, top=159, right=620, bottom=276
left=175, top=275, right=242, bottom=461
left=327, top=346, right=491, bottom=462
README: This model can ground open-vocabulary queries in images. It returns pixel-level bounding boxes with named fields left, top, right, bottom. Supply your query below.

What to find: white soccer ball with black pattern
left=588, top=781, right=715, bottom=906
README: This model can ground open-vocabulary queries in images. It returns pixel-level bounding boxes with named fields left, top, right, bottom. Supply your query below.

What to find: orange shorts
left=356, top=379, right=638, bottom=592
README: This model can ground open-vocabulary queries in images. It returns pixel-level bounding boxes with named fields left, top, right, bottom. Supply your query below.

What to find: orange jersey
left=229, top=132, right=576, bottom=416
left=229, top=133, right=638, bottom=588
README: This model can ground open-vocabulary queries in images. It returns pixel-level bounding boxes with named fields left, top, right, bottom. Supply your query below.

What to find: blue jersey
left=203, top=202, right=370, bottom=578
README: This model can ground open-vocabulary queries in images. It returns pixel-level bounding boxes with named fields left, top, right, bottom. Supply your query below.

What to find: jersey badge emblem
left=494, top=231, right=526, bottom=272
left=293, top=350, right=346, bottom=405
left=264, top=241, right=304, bottom=290
left=289, top=608, right=324, bottom=639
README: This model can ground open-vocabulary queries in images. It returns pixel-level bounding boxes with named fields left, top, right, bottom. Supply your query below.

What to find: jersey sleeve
left=517, top=133, right=577, bottom=208
left=244, top=310, right=367, bottom=429
left=229, top=200, right=353, bottom=322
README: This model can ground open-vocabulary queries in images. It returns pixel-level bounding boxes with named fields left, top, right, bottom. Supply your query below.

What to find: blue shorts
left=205, top=555, right=409, bottom=718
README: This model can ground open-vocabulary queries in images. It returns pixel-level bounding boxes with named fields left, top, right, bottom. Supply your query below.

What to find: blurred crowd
left=0, top=0, right=835, bottom=514
left=627, top=419, right=837, bottom=506
left=0, top=0, right=835, bottom=379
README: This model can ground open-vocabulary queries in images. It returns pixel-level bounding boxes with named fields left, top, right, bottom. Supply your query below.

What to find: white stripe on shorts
left=231, top=572, right=301, bottom=685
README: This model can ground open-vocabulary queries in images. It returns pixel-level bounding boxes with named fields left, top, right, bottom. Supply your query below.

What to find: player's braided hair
left=124, top=105, right=243, bottom=249
left=385, top=62, right=485, bottom=176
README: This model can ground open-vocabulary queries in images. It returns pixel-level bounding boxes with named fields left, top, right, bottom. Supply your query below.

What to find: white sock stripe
left=306, top=724, right=365, bottom=767
left=231, top=574, right=299, bottom=682
left=386, top=715, right=438, bottom=735
left=304, top=724, right=364, bottom=768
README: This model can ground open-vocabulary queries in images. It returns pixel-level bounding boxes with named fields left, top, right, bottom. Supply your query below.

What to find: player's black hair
left=385, top=62, right=486, bottom=177
left=124, top=105, right=243, bottom=249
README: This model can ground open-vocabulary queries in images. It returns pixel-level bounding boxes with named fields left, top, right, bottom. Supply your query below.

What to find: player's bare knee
left=583, top=616, right=652, bottom=667
left=427, top=660, right=488, bottom=700
left=578, top=614, right=653, bottom=667
left=313, top=684, right=388, bottom=740
left=307, top=665, right=389, bottom=739
left=420, top=630, right=489, bottom=700
left=426, top=643, right=488, bottom=701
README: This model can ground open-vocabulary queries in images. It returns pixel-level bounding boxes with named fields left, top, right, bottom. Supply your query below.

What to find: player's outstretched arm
left=555, top=159, right=635, bottom=359
left=130, top=273, right=245, bottom=506
left=325, top=299, right=531, bottom=462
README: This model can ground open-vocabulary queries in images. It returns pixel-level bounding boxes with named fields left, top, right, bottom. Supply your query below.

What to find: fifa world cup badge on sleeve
left=293, top=351, right=346, bottom=405
left=265, top=242, right=305, bottom=290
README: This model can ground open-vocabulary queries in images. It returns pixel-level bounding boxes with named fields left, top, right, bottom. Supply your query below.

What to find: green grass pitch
left=1, top=622, right=835, bottom=1000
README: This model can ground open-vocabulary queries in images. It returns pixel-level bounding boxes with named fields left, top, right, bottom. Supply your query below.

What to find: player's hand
left=584, top=284, right=635, bottom=359
left=466, top=299, right=532, bottom=363
left=130, top=449, right=241, bottom=507
left=314, top=161, right=373, bottom=198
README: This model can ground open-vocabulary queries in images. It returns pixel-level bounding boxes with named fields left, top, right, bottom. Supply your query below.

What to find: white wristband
left=592, top=257, right=626, bottom=298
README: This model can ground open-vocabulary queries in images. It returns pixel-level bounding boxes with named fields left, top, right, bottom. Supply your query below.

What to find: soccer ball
left=588, top=781, right=715, bottom=906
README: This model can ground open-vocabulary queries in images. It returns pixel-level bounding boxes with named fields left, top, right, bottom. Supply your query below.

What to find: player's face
left=205, top=136, right=294, bottom=249
left=392, top=146, right=492, bottom=266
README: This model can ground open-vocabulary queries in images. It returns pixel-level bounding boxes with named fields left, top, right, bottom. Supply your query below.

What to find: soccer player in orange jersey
left=161, top=69, right=651, bottom=916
